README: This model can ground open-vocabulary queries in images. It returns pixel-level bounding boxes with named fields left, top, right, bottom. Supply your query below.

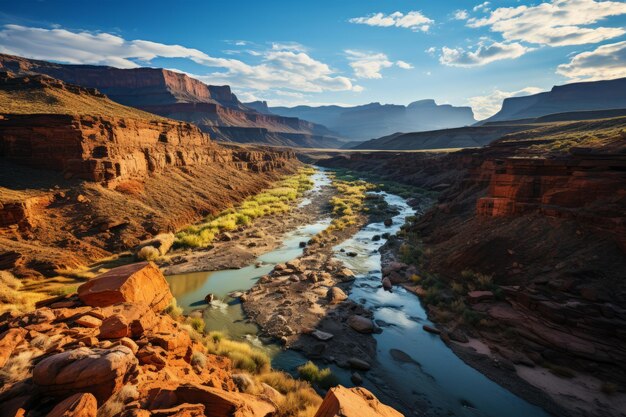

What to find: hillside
left=0, top=53, right=344, bottom=148
left=316, top=116, right=626, bottom=411
left=0, top=72, right=298, bottom=279
left=482, top=77, right=626, bottom=124
left=265, top=99, right=476, bottom=140
left=352, top=124, right=536, bottom=150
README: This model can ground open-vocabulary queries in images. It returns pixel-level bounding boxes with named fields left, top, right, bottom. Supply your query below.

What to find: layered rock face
left=0, top=262, right=398, bottom=417
left=0, top=53, right=343, bottom=148
left=0, top=114, right=293, bottom=184
left=317, top=125, right=626, bottom=386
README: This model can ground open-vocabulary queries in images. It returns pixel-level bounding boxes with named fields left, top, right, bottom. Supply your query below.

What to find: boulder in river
left=347, top=357, right=371, bottom=371
left=312, top=330, right=334, bottom=341
left=423, top=325, right=441, bottom=335
left=382, top=277, right=392, bottom=292
left=205, top=293, right=215, bottom=304
left=327, top=287, right=348, bottom=304
left=384, top=219, right=393, bottom=227
left=348, top=315, right=375, bottom=334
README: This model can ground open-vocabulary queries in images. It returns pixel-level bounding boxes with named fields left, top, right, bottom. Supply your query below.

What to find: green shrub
left=136, top=245, right=160, bottom=261
left=163, top=299, right=183, bottom=319
left=191, top=351, right=207, bottom=369
left=297, top=361, right=339, bottom=390
left=187, top=317, right=205, bottom=333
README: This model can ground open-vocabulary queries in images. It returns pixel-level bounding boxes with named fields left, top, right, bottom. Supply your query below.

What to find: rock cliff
left=0, top=53, right=343, bottom=148
left=0, top=73, right=298, bottom=277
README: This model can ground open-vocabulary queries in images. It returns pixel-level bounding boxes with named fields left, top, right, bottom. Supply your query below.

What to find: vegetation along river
left=165, top=168, right=550, bottom=417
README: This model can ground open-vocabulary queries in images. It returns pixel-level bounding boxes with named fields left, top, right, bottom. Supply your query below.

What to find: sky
left=1, top=0, right=626, bottom=119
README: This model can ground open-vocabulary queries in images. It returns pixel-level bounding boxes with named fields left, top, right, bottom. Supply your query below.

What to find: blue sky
left=1, top=0, right=626, bottom=118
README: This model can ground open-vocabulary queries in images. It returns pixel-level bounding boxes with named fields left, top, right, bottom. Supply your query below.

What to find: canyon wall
left=0, top=113, right=293, bottom=184
left=315, top=133, right=626, bottom=385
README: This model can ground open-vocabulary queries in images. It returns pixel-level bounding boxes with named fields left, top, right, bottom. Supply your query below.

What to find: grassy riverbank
left=176, top=167, right=316, bottom=248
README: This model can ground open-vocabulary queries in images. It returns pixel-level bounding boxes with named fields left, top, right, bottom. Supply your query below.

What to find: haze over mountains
left=248, top=100, right=476, bottom=140
left=3, top=52, right=626, bottom=152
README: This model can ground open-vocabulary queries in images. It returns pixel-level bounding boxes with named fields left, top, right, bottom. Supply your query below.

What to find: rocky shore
left=0, top=260, right=401, bottom=417
left=242, top=189, right=399, bottom=374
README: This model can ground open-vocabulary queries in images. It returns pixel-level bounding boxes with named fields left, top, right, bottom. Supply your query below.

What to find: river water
left=165, top=168, right=549, bottom=417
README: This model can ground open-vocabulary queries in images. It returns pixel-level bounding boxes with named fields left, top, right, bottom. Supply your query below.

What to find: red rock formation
left=314, top=386, right=403, bottom=417
left=0, top=263, right=400, bottom=417
left=77, top=262, right=172, bottom=311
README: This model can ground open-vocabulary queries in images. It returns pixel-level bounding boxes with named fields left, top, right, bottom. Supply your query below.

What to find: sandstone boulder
left=327, top=287, right=348, bottom=305
left=467, top=290, right=494, bottom=304
left=314, top=386, right=402, bottom=417
left=147, top=383, right=275, bottom=417
left=77, top=262, right=172, bottom=311
left=100, top=302, right=158, bottom=338
left=347, top=316, right=374, bottom=334
left=0, top=328, right=26, bottom=367
left=46, top=393, right=97, bottom=417
left=33, top=346, right=138, bottom=404
left=99, top=314, right=130, bottom=339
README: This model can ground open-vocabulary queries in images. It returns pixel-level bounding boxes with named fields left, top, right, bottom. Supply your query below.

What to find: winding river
left=165, top=169, right=549, bottom=417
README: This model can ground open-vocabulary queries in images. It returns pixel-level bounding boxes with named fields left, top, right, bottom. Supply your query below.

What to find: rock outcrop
left=314, top=386, right=403, bottom=417
left=77, top=262, right=172, bottom=311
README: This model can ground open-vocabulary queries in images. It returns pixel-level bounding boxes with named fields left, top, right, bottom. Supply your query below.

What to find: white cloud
left=0, top=24, right=360, bottom=96
left=425, top=46, right=437, bottom=56
left=454, top=10, right=469, bottom=20
left=349, top=11, right=433, bottom=32
left=439, top=41, right=530, bottom=67
left=345, top=50, right=393, bottom=79
left=468, top=87, right=545, bottom=119
left=467, top=0, right=626, bottom=47
left=473, top=2, right=491, bottom=12
left=395, top=60, right=414, bottom=69
left=345, top=50, right=412, bottom=78
left=556, top=41, right=626, bottom=81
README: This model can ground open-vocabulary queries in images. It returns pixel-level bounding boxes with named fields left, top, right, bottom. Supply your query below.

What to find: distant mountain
left=482, top=77, right=626, bottom=124
left=259, top=99, right=476, bottom=140
left=0, top=53, right=342, bottom=148
left=353, top=124, right=535, bottom=150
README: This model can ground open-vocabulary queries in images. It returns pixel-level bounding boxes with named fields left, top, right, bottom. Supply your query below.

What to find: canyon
left=0, top=72, right=298, bottom=283
left=314, top=116, right=626, bottom=415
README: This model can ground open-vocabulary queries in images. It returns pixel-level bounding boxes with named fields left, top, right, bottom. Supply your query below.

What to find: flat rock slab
left=312, top=330, right=334, bottom=341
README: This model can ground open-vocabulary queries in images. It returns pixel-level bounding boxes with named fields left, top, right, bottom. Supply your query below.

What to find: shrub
left=187, top=317, right=205, bottom=333
left=409, top=274, right=421, bottom=284
left=164, top=299, right=183, bottom=320
left=205, top=338, right=270, bottom=374
left=97, top=384, right=139, bottom=417
left=136, top=245, right=160, bottom=261
left=462, top=309, right=484, bottom=327
left=297, top=361, right=339, bottom=390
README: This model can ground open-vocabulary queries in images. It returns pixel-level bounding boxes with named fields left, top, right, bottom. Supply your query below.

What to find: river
left=165, top=168, right=550, bottom=417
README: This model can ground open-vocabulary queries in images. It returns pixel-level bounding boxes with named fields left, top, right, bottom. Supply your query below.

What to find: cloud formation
left=0, top=24, right=361, bottom=96
left=556, top=41, right=626, bottom=80
left=468, top=0, right=626, bottom=46
left=349, top=11, right=433, bottom=32
left=453, top=10, right=469, bottom=20
left=468, top=86, right=544, bottom=119
left=345, top=50, right=412, bottom=78
left=439, top=41, right=530, bottom=67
